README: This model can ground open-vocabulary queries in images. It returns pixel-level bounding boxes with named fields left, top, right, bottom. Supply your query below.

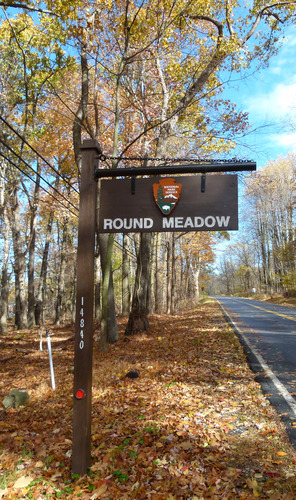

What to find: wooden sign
left=98, top=174, right=238, bottom=233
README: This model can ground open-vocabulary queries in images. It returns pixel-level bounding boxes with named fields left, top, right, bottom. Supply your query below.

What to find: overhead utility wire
left=0, top=161, right=132, bottom=257
left=112, top=238, right=137, bottom=262
left=0, top=158, right=133, bottom=254
left=0, top=138, right=79, bottom=213
left=0, top=140, right=79, bottom=214
left=0, top=115, right=79, bottom=194
left=0, top=151, right=79, bottom=218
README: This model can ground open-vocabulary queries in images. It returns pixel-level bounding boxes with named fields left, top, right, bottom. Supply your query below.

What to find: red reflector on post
left=75, top=389, right=86, bottom=400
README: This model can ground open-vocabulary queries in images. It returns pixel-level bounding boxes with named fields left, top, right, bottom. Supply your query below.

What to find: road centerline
left=234, top=299, right=296, bottom=323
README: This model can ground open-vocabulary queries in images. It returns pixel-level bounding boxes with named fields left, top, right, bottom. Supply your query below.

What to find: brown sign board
left=98, top=174, right=238, bottom=233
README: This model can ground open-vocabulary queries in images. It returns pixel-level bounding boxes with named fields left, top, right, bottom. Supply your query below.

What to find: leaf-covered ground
left=263, top=295, right=296, bottom=308
left=1, top=300, right=296, bottom=499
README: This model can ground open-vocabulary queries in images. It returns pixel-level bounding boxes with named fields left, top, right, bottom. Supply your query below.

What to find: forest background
left=0, top=0, right=296, bottom=347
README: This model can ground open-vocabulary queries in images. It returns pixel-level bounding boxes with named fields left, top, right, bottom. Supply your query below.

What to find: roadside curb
left=215, top=298, right=296, bottom=448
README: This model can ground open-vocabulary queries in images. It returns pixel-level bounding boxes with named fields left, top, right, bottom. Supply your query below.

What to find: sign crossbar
left=94, top=161, right=256, bottom=178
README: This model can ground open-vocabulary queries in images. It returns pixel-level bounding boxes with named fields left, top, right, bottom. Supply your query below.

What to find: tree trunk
left=35, top=204, right=54, bottom=326
left=55, top=217, right=69, bottom=325
left=73, top=42, right=89, bottom=175
left=11, top=187, right=27, bottom=330
left=124, top=24, right=230, bottom=332
left=191, top=259, right=201, bottom=302
left=0, top=206, right=10, bottom=334
left=154, top=233, right=162, bottom=313
left=0, top=159, right=10, bottom=333
left=125, top=232, right=152, bottom=335
left=147, top=234, right=156, bottom=314
left=122, top=233, right=131, bottom=316
left=98, top=233, right=118, bottom=346
left=171, top=233, right=176, bottom=314
left=27, top=158, right=40, bottom=327
left=71, top=269, right=76, bottom=324
left=166, top=234, right=172, bottom=315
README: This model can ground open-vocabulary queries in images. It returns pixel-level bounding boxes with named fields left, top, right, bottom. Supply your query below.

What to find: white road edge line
left=216, top=299, right=296, bottom=417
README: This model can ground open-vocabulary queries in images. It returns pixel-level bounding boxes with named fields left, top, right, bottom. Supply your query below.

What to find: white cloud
left=244, top=29, right=296, bottom=120
left=222, top=28, right=296, bottom=160
left=281, top=31, right=296, bottom=49
left=269, top=132, right=296, bottom=148
left=246, top=79, right=296, bottom=119
left=269, top=30, right=296, bottom=74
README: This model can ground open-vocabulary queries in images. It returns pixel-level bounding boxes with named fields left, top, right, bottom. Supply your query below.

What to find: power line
left=0, top=114, right=79, bottom=194
left=2, top=154, right=147, bottom=260
left=113, top=238, right=137, bottom=262
left=0, top=159, right=136, bottom=256
left=0, top=138, right=79, bottom=214
left=0, top=150, right=78, bottom=217
left=0, top=164, right=63, bottom=212
left=0, top=150, right=79, bottom=218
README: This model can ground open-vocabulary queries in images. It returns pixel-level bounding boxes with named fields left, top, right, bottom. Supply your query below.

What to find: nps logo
left=153, top=178, right=182, bottom=215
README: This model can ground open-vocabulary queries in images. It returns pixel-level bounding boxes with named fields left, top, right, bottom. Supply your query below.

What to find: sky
left=214, top=25, right=296, bottom=269
left=223, top=26, right=296, bottom=168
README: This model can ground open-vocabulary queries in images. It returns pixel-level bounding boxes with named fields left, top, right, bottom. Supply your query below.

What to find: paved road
left=214, top=296, right=296, bottom=446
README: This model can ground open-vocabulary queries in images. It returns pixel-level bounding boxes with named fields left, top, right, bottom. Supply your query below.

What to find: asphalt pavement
left=214, top=295, right=296, bottom=447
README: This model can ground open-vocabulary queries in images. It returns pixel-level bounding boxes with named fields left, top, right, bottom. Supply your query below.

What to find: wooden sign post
left=72, top=139, right=101, bottom=475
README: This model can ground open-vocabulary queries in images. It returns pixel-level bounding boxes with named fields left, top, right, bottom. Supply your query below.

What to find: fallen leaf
left=13, top=476, right=34, bottom=489
left=131, top=481, right=140, bottom=491
left=179, top=440, right=193, bottom=450
left=90, top=483, right=108, bottom=498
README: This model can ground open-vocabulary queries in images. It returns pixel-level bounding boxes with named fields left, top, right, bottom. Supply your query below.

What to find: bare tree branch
left=0, top=2, right=57, bottom=16
left=243, top=1, right=296, bottom=43
left=185, top=13, right=223, bottom=36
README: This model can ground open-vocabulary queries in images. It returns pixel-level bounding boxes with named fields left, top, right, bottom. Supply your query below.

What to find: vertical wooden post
left=72, top=139, right=100, bottom=475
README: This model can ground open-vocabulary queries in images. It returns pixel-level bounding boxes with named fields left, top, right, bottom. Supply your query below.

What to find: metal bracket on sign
left=131, top=176, right=136, bottom=195
left=201, top=172, right=206, bottom=193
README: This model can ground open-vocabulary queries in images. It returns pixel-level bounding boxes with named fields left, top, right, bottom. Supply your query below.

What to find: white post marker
left=46, top=329, right=56, bottom=390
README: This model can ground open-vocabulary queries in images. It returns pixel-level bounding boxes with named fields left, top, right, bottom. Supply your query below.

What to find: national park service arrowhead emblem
left=153, top=178, right=182, bottom=215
